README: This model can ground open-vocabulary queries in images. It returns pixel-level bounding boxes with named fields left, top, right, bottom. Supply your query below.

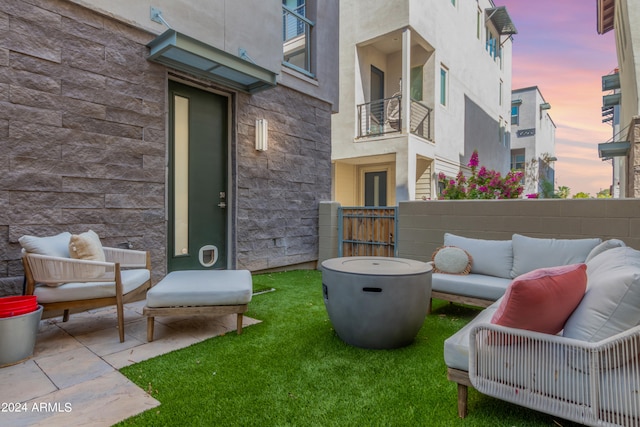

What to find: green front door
left=168, top=81, right=228, bottom=271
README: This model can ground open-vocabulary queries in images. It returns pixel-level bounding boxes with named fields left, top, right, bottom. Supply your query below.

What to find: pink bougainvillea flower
left=468, top=150, right=479, bottom=168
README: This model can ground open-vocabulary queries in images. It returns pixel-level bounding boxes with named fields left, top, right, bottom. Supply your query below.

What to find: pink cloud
left=499, top=0, right=617, bottom=195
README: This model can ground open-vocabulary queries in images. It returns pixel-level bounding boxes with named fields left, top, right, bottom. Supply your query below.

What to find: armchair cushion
left=33, top=268, right=151, bottom=303
left=491, top=264, right=587, bottom=335
left=18, top=232, right=72, bottom=258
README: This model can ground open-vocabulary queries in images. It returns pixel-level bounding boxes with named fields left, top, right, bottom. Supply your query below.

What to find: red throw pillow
left=491, top=264, right=587, bottom=335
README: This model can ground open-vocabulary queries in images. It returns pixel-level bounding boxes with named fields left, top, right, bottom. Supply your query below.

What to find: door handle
left=217, top=202, right=226, bottom=208
left=218, top=191, right=226, bottom=208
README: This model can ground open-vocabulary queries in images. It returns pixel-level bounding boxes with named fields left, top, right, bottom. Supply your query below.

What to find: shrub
left=438, top=150, right=524, bottom=200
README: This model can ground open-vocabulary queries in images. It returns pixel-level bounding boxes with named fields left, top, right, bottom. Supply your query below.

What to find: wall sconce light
left=255, top=119, right=268, bottom=151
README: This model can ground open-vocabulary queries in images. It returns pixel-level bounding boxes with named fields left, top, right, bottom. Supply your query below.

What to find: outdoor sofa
left=441, top=238, right=640, bottom=426
left=430, top=233, right=609, bottom=310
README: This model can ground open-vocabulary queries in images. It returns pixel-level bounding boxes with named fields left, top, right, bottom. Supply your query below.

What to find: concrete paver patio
left=0, top=300, right=260, bottom=426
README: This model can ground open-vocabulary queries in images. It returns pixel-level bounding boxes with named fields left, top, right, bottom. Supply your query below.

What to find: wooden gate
left=338, top=207, right=397, bottom=257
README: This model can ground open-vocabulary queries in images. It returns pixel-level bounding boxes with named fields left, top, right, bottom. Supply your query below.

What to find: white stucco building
left=331, top=0, right=516, bottom=205
left=597, top=0, right=640, bottom=197
left=510, top=87, right=557, bottom=196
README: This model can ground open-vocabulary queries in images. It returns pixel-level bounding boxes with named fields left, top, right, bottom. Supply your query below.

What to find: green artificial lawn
left=119, top=270, right=582, bottom=426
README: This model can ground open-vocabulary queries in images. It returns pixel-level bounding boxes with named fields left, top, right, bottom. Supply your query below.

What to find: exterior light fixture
left=255, top=119, right=268, bottom=151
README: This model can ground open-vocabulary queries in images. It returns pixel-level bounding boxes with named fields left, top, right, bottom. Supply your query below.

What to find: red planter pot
left=0, top=296, right=38, bottom=318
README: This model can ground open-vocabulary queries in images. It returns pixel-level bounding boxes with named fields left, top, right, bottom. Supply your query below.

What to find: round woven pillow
left=431, top=246, right=472, bottom=275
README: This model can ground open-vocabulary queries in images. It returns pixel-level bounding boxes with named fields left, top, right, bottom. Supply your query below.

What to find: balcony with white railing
left=357, top=95, right=432, bottom=140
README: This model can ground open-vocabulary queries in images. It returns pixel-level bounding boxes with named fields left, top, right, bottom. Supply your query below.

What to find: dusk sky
left=498, top=0, right=617, bottom=196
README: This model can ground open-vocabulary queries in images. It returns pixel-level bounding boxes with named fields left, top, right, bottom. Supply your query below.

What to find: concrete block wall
left=397, top=199, right=640, bottom=263
left=317, top=201, right=340, bottom=266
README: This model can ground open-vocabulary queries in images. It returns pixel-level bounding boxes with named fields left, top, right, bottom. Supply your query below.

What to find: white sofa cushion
left=19, top=232, right=72, bottom=258
left=443, top=299, right=501, bottom=371
left=443, top=233, right=513, bottom=278
left=584, top=238, right=626, bottom=263
left=563, top=246, right=640, bottom=342
left=431, top=273, right=511, bottom=301
left=510, top=234, right=601, bottom=278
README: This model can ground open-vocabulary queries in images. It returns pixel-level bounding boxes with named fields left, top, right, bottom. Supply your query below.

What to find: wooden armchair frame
left=22, top=247, right=152, bottom=343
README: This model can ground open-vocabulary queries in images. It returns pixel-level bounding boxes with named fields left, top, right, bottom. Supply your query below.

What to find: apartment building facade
left=510, top=86, right=557, bottom=196
left=331, top=0, right=516, bottom=205
left=597, top=0, right=640, bottom=197
left=0, top=0, right=339, bottom=293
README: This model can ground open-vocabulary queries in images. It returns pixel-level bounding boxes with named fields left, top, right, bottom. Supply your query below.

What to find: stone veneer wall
left=0, top=0, right=167, bottom=295
left=0, top=0, right=332, bottom=295
left=235, top=87, right=332, bottom=271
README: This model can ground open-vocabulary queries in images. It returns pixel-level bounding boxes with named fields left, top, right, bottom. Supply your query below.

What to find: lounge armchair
left=20, top=231, right=152, bottom=343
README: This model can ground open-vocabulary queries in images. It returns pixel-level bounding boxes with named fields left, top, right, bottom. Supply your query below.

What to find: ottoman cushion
left=147, top=270, right=252, bottom=308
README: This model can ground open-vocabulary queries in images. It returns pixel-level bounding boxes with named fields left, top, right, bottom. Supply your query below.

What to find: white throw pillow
left=443, top=233, right=512, bottom=278
left=563, top=246, right=640, bottom=343
left=19, top=232, right=72, bottom=258
left=510, top=234, right=601, bottom=278
left=431, top=246, right=472, bottom=275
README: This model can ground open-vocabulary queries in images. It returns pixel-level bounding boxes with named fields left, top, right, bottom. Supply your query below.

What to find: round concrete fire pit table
left=321, top=256, right=432, bottom=349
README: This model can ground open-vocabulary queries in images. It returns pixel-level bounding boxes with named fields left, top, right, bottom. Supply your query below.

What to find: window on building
left=440, top=65, right=448, bottom=107
left=511, top=104, right=520, bottom=125
left=451, top=0, right=456, bottom=6
left=511, top=150, right=525, bottom=171
left=499, top=80, right=503, bottom=106
left=485, top=27, right=501, bottom=63
left=477, top=8, right=482, bottom=40
left=503, top=119, right=509, bottom=147
left=486, top=28, right=495, bottom=56
left=283, top=0, right=314, bottom=76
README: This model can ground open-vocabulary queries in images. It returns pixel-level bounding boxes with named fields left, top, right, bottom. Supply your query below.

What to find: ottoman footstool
left=143, top=270, right=252, bottom=342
